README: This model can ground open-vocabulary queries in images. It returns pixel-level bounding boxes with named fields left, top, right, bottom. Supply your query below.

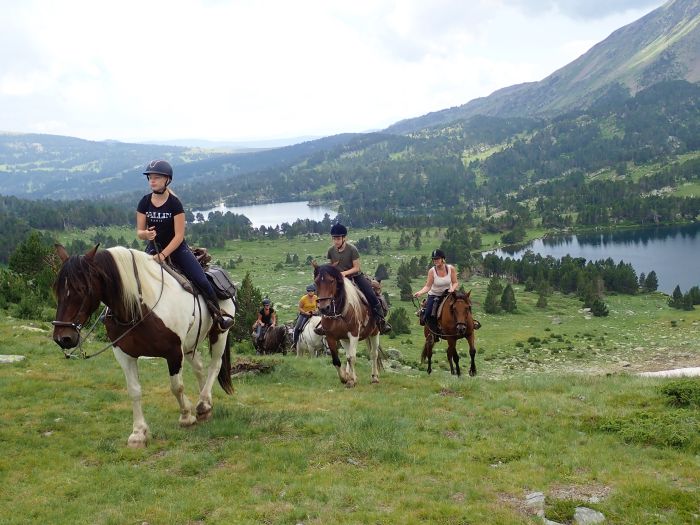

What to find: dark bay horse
left=421, top=291, right=477, bottom=377
left=253, top=325, right=290, bottom=354
left=52, top=244, right=235, bottom=447
left=314, top=264, right=381, bottom=387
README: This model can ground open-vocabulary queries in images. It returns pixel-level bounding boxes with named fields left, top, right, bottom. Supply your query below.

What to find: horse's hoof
left=127, top=433, right=147, bottom=448
left=345, top=380, right=356, bottom=388
left=196, top=403, right=213, bottom=421
left=469, top=369, right=477, bottom=377
left=196, top=410, right=212, bottom=422
left=371, top=376, right=379, bottom=384
left=179, top=414, right=197, bottom=427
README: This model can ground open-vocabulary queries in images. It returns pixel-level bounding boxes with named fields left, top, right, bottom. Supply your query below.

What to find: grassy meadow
left=1, top=228, right=699, bottom=524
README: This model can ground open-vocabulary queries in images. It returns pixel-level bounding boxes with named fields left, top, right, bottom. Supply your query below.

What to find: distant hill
left=139, top=135, right=321, bottom=149
left=386, top=0, right=700, bottom=134
left=0, top=132, right=357, bottom=200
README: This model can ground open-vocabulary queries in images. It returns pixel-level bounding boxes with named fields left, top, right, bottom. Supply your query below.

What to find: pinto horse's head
left=52, top=244, right=103, bottom=350
left=313, top=264, right=345, bottom=317
left=447, top=291, right=474, bottom=337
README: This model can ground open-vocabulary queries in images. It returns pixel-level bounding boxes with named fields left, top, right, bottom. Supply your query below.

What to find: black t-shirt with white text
left=137, top=193, right=185, bottom=249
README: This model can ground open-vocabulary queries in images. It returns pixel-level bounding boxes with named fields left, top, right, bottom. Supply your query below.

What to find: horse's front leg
left=113, top=347, right=149, bottom=448
left=327, top=337, right=347, bottom=384
left=368, top=335, right=380, bottom=384
left=468, top=333, right=477, bottom=377
left=193, top=332, right=228, bottom=421
left=344, top=336, right=359, bottom=388
left=423, top=334, right=435, bottom=375
left=447, top=338, right=460, bottom=376
left=166, top=354, right=196, bottom=427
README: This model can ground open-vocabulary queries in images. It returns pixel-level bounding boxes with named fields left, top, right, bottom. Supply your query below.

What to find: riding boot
left=373, top=304, right=392, bottom=334
left=428, top=316, right=440, bottom=341
left=473, top=319, right=482, bottom=330
left=205, top=299, right=235, bottom=332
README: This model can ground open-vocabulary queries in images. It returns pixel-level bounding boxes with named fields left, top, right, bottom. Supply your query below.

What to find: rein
left=316, top=294, right=345, bottom=320
left=54, top=249, right=167, bottom=359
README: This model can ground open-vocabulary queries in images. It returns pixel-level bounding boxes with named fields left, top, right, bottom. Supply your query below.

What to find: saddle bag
left=205, top=266, right=238, bottom=301
left=370, top=278, right=389, bottom=316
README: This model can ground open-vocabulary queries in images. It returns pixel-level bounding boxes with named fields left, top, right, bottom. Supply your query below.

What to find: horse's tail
left=217, top=332, right=234, bottom=395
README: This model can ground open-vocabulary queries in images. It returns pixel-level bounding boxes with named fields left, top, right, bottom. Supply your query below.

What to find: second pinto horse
left=314, top=264, right=381, bottom=387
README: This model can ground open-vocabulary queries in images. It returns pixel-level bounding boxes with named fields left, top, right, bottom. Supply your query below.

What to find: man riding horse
left=325, top=223, right=391, bottom=334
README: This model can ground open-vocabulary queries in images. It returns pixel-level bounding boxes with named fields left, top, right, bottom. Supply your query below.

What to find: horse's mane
left=54, top=253, right=108, bottom=300
left=315, top=264, right=364, bottom=317
left=107, top=247, right=172, bottom=320
left=452, top=290, right=470, bottom=302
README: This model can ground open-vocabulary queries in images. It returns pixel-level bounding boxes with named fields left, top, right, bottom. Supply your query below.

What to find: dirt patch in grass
left=231, top=357, right=278, bottom=376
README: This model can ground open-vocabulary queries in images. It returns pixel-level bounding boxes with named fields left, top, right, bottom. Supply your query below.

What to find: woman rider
left=326, top=223, right=391, bottom=334
left=252, top=298, right=276, bottom=346
left=291, top=284, right=318, bottom=351
left=413, top=249, right=457, bottom=333
left=136, top=160, right=234, bottom=331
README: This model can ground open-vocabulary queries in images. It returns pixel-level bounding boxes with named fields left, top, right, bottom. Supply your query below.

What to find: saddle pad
left=162, top=262, right=195, bottom=294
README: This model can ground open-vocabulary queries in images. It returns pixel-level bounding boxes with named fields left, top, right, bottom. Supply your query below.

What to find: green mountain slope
left=387, top=0, right=700, bottom=134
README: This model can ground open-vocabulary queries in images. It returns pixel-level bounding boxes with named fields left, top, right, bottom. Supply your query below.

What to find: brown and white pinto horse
left=314, top=264, right=381, bottom=387
left=52, top=244, right=235, bottom=448
left=421, top=291, right=478, bottom=377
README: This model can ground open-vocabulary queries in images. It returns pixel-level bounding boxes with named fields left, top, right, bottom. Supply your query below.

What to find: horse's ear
left=55, top=244, right=70, bottom=262
left=466, top=290, right=472, bottom=298
left=85, top=244, right=100, bottom=260
left=311, top=259, right=318, bottom=269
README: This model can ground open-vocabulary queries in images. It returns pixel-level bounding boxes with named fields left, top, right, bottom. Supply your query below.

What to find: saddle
left=160, top=247, right=237, bottom=303
left=369, top=277, right=389, bottom=316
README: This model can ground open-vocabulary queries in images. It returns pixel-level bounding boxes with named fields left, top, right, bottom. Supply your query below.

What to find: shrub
left=660, top=380, right=700, bottom=408
left=387, top=307, right=411, bottom=338
left=596, top=411, right=700, bottom=450
left=13, top=293, right=43, bottom=320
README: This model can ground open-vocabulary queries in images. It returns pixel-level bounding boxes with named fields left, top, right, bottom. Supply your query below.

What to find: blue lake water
left=490, top=223, right=700, bottom=295
left=192, top=201, right=336, bottom=228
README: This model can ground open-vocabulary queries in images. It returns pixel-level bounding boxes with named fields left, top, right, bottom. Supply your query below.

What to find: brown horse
left=314, top=264, right=381, bottom=387
left=51, top=245, right=235, bottom=447
left=421, top=291, right=477, bottom=377
left=253, top=325, right=290, bottom=354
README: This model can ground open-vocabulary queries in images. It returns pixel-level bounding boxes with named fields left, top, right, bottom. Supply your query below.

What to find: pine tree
left=536, top=290, right=548, bottom=308
left=231, top=272, right=263, bottom=343
left=500, top=283, right=517, bottom=313
left=590, top=298, right=609, bottom=317
left=644, top=271, right=658, bottom=292
left=484, top=276, right=503, bottom=314
left=668, top=285, right=684, bottom=309
left=374, top=263, right=390, bottom=282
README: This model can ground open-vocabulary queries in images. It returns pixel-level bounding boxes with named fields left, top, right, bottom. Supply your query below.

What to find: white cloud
left=0, top=0, right=666, bottom=142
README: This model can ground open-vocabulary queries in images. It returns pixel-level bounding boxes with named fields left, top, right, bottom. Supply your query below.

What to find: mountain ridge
left=386, top=0, right=700, bottom=134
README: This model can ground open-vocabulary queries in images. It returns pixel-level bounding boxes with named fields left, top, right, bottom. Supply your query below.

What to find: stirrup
left=378, top=318, right=392, bottom=335
left=473, top=319, right=482, bottom=330
left=217, top=315, right=235, bottom=331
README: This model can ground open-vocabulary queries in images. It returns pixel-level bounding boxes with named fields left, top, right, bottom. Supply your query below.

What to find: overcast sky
left=1, top=0, right=665, bottom=144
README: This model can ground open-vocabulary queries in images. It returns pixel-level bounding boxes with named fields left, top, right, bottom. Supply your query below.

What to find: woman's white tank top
left=429, top=265, right=451, bottom=295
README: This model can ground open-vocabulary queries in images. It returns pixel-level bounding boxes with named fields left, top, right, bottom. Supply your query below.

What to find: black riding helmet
left=143, top=160, right=173, bottom=179
left=431, top=249, right=446, bottom=259
left=306, top=284, right=316, bottom=292
left=262, top=298, right=271, bottom=306
left=330, top=223, right=347, bottom=236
